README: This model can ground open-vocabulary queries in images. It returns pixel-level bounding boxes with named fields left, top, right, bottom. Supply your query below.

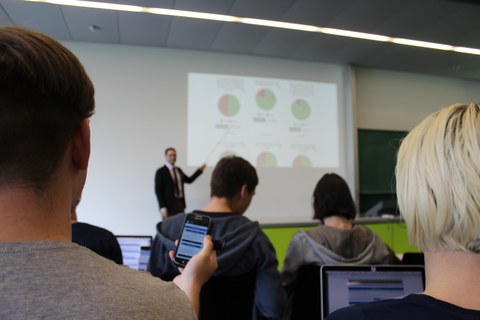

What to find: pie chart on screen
left=218, top=94, right=240, bottom=117
left=256, top=89, right=276, bottom=111
left=292, top=155, right=312, bottom=168
left=291, top=99, right=311, bottom=120
left=256, top=152, right=278, bottom=167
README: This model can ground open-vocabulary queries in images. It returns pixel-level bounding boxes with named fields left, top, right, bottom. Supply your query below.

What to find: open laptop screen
left=116, top=235, right=152, bottom=271
left=321, top=265, right=425, bottom=319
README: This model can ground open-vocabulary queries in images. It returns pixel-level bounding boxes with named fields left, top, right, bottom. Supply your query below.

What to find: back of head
left=312, top=173, right=356, bottom=222
left=0, top=27, right=95, bottom=192
left=396, top=103, right=480, bottom=253
left=210, top=156, right=258, bottom=199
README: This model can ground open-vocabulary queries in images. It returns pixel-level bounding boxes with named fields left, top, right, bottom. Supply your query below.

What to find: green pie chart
left=292, top=155, right=312, bottom=168
left=256, top=89, right=276, bottom=111
left=256, top=152, right=278, bottom=167
left=291, top=99, right=311, bottom=120
left=218, top=94, right=240, bottom=117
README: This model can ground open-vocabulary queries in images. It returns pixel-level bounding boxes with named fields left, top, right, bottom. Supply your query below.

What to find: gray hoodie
left=281, top=224, right=398, bottom=318
left=149, top=211, right=286, bottom=319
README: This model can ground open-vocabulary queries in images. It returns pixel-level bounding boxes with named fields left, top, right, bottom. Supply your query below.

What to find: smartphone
left=173, top=213, right=212, bottom=268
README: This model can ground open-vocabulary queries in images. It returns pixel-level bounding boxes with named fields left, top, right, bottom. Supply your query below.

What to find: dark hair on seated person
left=210, top=156, right=258, bottom=199
left=312, top=173, right=356, bottom=222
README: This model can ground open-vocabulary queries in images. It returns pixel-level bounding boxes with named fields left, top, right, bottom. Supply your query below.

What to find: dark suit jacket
left=154, top=165, right=203, bottom=215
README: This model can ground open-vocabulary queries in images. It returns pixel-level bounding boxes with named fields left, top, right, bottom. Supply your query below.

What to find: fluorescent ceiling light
left=240, top=18, right=319, bottom=32
left=24, top=0, right=480, bottom=56
left=320, top=28, right=391, bottom=42
left=453, top=47, right=480, bottom=55
left=391, top=38, right=453, bottom=51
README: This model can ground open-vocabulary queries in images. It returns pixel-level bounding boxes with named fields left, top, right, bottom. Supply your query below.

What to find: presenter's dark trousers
left=169, top=198, right=185, bottom=217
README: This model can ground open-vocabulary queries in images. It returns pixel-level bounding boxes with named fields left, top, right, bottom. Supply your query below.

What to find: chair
left=401, top=252, right=424, bottom=266
left=290, top=265, right=322, bottom=320
left=199, top=269, right=257, bottom=320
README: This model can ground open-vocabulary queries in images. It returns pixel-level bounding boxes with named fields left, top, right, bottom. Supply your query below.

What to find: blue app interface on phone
left=177, top=223, right=208, bottom=260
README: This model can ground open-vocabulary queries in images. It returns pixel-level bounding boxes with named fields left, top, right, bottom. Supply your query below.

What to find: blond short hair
left=396, top=103, right=480, bottom=253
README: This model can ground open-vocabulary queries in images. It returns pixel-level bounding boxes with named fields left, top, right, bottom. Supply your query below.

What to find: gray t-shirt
left=0, top=241, right=195, bottom=320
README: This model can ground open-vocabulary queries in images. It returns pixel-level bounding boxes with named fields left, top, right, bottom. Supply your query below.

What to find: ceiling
left=1, top=0, right=480, bottom=81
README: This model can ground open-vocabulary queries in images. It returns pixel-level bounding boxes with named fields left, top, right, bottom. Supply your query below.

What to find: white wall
left=356, top=67, right=480, bottom=131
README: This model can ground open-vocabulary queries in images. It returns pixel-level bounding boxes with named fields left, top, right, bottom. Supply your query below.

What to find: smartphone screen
left=174, top=214, right=211, bottom=267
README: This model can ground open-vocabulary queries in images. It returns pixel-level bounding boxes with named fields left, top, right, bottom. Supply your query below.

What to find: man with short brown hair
left=0, top=26, right=216, bottom=319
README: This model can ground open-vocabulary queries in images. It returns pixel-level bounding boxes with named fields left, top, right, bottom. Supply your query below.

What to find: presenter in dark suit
left=155, top=147, right=205, bottom=218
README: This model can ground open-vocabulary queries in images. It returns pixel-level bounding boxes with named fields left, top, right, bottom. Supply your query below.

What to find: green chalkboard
left=358, top=129, right=408, bottom=213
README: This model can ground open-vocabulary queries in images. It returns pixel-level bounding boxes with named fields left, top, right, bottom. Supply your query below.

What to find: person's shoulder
left=328, top=295, right=460, bottom=320
left=100, top=258, right=194, bottom=319
left=156, top=165, right=168, bottom=173
left=326, top=297, right=408, bottom=320
left=73, top=222, right=111, bottom=233
left=208, top=214, right=260, bottom=236
left=234, top=214, right=258, bottom=226
left=353, top=224, right=376, bottom=233
left=235, top=216, right=262, bottom=234
left=296, top=227, right=315, bottom=237
left=163, top=212, right=187, bottom=225
left=297, top=225, right=329, bottom=243
left=154, top=166, right=167, bottom=180
left=72, top=222, right=115, bottom=238
left=160, top=213, right=188, bottom=236
left=350, top=225, right=381, bottom=243
left=2, top=243, right=193, bottom=319
left=208, top=212, right=257, bottom=226
left=326, top=304, right=364, bottom=320
left=78, top=247, right=191, bottom=302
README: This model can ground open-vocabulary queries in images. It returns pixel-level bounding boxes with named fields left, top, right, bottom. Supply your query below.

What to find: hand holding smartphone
left=173, top=213, right=212, bottom=268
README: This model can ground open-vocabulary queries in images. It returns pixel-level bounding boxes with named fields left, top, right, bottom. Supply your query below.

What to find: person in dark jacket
left=71, top=199, right=123, bottom=264
left=154, top=147, right=205, bottom=218
left=149, top=156, right=286, bottom=319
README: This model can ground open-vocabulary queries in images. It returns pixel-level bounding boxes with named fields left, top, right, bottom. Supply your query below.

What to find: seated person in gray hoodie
left=149, top=156, right=285, bottom=319
left=281, top=173, right=399, bottom=316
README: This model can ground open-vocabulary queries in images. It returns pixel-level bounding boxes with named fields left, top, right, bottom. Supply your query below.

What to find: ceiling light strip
left=240, top=18, right=319, bottom=32
left=24, top=0, right=480, bottom=56
left=320, top=28, right=391, bottom=42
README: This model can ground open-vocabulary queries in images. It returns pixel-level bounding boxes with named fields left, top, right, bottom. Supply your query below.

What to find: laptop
left=321, top=265, right=425, bottom=319
left=116, top=235, right=153, bottom=271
